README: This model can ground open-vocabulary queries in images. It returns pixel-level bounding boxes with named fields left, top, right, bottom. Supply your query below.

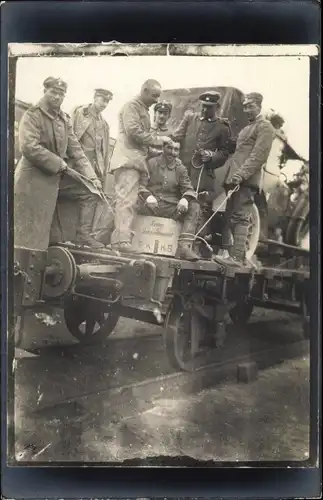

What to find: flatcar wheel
left=64, top=297, right=119, bottom=346
left=163, top=295, right=207, bottom=373
left=229, top=299, right=254, bottom=325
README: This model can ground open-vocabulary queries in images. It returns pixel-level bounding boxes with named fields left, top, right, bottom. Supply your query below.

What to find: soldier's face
left=143, top=85, right=162, bottom=107
left=155, top=110, right=169, bottom=126
left=201, top=103, right=216, bottom=119
left=243, top=100, right=260, bottom=120
left=163, top=141, right=180, bottom=160
left=44, top=88, right=65, bottom=110
left=93, top=95, right=111, bottom=112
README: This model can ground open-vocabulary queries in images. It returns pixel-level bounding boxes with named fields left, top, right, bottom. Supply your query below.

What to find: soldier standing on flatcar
left=70, top=88, right=114, bottom=245
left=148, top=101, right=173, bottom=158
left=171, top=91, right=233, bottom=193
left=215, top=92, right=275, bottom=267
left=109, top=79, right=170, bottom=252
left=71, top=88, right=113, bottom=185
left=14, top=77, right=103, bottom=251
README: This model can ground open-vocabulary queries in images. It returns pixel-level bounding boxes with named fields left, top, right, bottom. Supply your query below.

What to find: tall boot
left=176, top=202, right=201, bottom=261
left=231, top=224, right=250, bottom=262
left=176, top=235, right=200, bottom=261
left=214, top=225, right=249, bottom=267
left=75, top=197, right=105, bottom=249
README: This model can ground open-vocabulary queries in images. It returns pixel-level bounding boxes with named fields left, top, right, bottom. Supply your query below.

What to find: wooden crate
left=131, top=215, right=182, bottom=257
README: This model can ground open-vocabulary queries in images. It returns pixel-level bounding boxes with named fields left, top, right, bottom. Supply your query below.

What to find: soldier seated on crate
left=137, top=139, right=200, bottom=261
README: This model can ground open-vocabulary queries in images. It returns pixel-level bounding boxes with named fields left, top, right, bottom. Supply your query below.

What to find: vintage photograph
left=10, top=44, right=314, bottom=464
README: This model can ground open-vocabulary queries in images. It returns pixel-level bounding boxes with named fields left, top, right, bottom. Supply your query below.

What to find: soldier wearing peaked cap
left=215, top=92, right=275, bottom=267
left=43, top=76, right=68, bottom=92
left=14, top=77, right=104, bottom=251
left=94, top=88, right=113, bottom=100
left=171, top=90, right=233, bottom=193
left=149, top=100, right=173, bottom=158
left=71, top=88, right=113, bottom=241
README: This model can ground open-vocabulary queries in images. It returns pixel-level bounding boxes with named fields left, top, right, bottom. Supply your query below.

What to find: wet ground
left=12, top=308, right=310, bottom=464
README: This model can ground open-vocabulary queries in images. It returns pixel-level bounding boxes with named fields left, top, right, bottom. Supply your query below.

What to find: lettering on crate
left=142, top=228, right=174, bottom=237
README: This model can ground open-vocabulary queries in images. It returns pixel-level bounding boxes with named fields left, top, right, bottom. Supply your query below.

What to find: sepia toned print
left=10, top=44, right=315, bottom=464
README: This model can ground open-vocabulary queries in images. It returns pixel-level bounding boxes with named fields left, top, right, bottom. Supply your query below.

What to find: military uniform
left=71, top=89, right=113, bottom=239
left=14, top=77, right=100, bottom=250
left=172, top=91, right=232, bottom=192
left=219, top=93, right=275, bottom=264
left=72, top=98, right=111, bottom=181
left=148, top=101, right=173, bottom=158
left=138, top=154, right=200, bottom=260
left=109, top=96, right=164, bottom=248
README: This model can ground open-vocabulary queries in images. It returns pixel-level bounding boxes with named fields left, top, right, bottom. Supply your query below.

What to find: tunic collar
left=199, top=114, right=218, bottom=122
left=161, top=155, right=178, bottom=171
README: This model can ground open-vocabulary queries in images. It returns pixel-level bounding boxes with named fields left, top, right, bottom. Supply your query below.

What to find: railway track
left=12, top=313, right=309, bottom=463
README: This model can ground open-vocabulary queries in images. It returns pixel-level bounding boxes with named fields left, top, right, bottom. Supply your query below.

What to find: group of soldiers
left=14, top=76, right=275, bottom=267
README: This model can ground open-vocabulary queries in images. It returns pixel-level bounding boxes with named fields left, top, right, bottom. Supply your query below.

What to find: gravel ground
left=78, top=355, right=310, bottom=463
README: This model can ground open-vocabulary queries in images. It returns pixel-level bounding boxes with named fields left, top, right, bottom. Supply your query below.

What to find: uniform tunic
left=71, top=104, right=112, bottom=233
left=14, top=99, right=97, bottom=250
left=221, top=115, right=275, bottom=258
left=139, top=155, right=197, bottom=206
left=138, top=155, right=199, bottom=235
left=172, top=111, right=232, bottom=191
left=223, top=115, right=275, bottom=190
left=110, top=97, right=162, bottom=175
left=109, top=97, right=164, bottom=246
left=71, top=104, right=110, bottom=182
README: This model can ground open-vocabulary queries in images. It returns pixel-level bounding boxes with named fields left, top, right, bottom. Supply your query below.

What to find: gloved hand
left=146, top=195, right=159, bottom=210
left=230, top=173, right=243, bottom=185
left=92, top=178, right=102, bottom=189
left=199, top=149, right=213, bottom=163
left=176, top=198, right=189, bottom=214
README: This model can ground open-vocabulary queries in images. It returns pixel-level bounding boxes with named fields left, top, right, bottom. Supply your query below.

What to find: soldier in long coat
left=14, top=77, right=102, bottom=251
left=215, top=92, right=275, bottom=267
left=70, top=88, right=113, bottom=243
left=109, top=79, right=170, bottom=252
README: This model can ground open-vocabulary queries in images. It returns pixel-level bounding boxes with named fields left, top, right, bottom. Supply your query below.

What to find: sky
left=15, top=55, right=309, bottom=159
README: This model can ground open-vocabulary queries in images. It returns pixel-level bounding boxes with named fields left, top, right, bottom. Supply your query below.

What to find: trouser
left=57, top=180, right=98, bottom=239
left=137, top=198, right=200, bottom=238
left=221, top=185, right=257, bottom=260
left=111, top=168, right=141, bottom=246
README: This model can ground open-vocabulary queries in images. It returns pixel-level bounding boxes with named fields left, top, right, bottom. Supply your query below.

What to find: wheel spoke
left=85, top=317, right=97, bottom=337
left=64, top=298, right=119, bottom=345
